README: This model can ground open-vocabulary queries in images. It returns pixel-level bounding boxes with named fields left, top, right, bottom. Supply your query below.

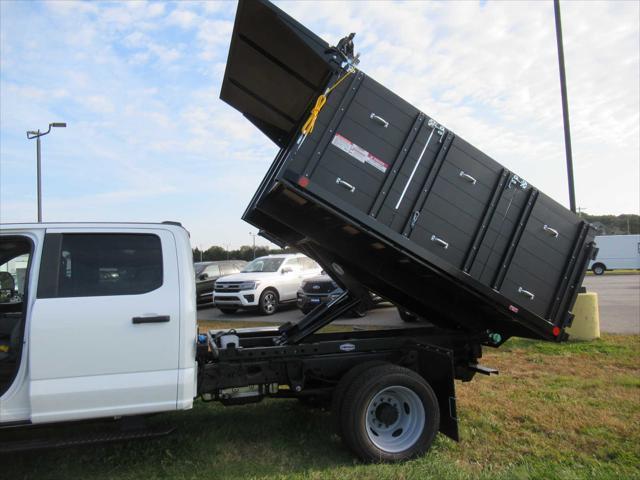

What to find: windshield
left=194, top=263, right=209, bottom=275
left=241, top=258, right=284, bottom=273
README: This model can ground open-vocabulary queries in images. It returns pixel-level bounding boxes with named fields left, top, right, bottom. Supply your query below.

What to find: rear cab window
left=38, top=233, right=163, bottom=298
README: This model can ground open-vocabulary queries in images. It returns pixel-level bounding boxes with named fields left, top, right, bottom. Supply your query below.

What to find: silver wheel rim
left=263, top=292, right=277, bottom=314
left=365, top=385, right=425, bottom=453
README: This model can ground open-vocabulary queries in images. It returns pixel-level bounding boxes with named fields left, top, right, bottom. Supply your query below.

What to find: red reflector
left=508, top=305, right=519, bottom=314
left=552, top=326, right=561, bottom=336
left=298, top=176, right=310, bottom=188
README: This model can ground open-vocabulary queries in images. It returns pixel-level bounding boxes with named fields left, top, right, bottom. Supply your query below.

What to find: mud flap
left=416, top=345, right=459, bottom=441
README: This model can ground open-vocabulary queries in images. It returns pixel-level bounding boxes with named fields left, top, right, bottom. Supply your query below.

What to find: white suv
left=213, top=254, right=322, bottom=315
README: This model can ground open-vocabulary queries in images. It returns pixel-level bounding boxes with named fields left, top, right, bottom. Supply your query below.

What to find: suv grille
left=214, top=282, right=242, bottom=293
left=303, top=281, right=338, bottom=294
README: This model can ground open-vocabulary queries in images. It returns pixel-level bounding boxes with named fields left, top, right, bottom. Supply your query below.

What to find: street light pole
left=27, top=122, right=67, bottom=222
left=36, top=133, right=42, bottom=222
left=249, top=232, right=257, bottom=260
left=553, top=0, right=576, bottom=213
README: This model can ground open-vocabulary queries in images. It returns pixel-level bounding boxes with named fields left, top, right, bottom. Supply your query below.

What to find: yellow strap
left=301, top=69, right=354, bottom=136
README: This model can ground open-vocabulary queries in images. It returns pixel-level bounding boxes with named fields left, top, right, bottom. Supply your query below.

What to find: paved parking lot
left=583, top=274, right=639, bottom=334
left=198, top=274, right=640, bottom=334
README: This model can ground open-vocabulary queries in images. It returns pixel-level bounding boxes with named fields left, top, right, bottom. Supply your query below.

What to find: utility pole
left=249, top=232, right=257, bottom=260
left=553, top=0, right=576, bottom=213
left=26, top=122, right=67, bottom=222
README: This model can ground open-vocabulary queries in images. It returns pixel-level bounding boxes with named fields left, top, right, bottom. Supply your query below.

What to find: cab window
left=38, top=233, right=163, bottom=298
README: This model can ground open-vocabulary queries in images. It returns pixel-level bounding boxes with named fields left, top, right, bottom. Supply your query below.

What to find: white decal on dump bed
left=331, top=133, right=389, bottom=173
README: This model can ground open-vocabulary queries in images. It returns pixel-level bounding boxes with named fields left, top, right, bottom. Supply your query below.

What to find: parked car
left=194, top=261, right=246, bottom=307
left=589, top=234, right=640, bottom=275
left=213, top=254, right=321, bottom=315
left=296, top=274, right=384, bottom=318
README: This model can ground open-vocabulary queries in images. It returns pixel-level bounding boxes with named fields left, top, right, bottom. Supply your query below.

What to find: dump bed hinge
left=428, top=119, right=446, bottom=143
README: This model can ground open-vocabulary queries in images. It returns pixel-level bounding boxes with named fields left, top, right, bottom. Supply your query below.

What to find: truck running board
left=0, top=424, right=175, bottom=454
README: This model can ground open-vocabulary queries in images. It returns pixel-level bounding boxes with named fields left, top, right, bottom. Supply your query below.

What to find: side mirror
left=281, top=267, right=293, bottom=274
left=199, top=273, right=208, bottom=280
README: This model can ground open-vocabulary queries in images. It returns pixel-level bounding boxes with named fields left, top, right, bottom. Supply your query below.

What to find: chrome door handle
left=132, top=315, right=170, bottom=324
left=517, top=287, right=535, bottom=300
left=459, top=171, right=477, bottom=185
left=336, top=177, right=356, bottom=192
left=543, top=224, right=559, bottom=238
left=369, top=113, right=389, bottom=128
left=430, top=235, right=449, bottom=249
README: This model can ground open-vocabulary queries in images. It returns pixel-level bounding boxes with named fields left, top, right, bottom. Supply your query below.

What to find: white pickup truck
left=0, top=222, right=197, bottom=426
left=0, top=221, right=486, bottom=462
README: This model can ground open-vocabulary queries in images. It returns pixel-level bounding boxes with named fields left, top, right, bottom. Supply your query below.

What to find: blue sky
left=1, top=1, right=638, bottom=248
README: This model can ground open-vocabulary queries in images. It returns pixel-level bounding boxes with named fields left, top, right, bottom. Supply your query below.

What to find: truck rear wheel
left=339, top=364, right=439, bottom=462
left=592, top=263, right=606, bottom=275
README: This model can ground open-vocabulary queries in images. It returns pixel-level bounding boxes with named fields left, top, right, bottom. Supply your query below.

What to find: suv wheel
left=259, top=289, right=279, bottom=315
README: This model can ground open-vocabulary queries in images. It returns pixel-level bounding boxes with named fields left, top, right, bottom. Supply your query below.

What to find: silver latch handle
left=543, top=224, right=559, bottom=238
left=370, top=113, right=389, bottom=128
left=518, top=286, right=535, bottom=300
left=430, top=234, right=449, bottom=249
left=336, top=177, right=355, bottom=193
left=459, top=171, right=477, bottom=185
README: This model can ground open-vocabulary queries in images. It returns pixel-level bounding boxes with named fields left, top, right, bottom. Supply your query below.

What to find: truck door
left=29, top=229, right=181, bottom=424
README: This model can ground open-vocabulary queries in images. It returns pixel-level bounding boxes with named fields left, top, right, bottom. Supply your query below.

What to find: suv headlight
left=238, top=281, right=259, bottom=290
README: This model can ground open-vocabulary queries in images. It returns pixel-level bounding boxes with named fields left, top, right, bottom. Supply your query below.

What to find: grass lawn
left=5, top=333, right=639, bottom=480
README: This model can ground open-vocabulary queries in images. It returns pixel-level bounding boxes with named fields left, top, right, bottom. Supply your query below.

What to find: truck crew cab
left=0, top=223, right=197, bottom=426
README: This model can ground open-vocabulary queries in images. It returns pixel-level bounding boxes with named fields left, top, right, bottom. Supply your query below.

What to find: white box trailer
left=589, top=235, right=640, bottom=274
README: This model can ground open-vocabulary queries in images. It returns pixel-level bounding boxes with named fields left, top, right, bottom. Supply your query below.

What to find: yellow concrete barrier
left=566, top=292, right=600, bottom=341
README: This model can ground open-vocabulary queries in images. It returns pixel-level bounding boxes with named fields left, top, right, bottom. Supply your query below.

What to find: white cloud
left=167, top=8, right=199, bottom=29
left=84, top=95, right=115, bottom=114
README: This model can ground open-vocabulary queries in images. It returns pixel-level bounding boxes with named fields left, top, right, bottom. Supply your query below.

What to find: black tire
left=398, top=308, right=418, bottom=323
left=219, top=307, right=238, bottom=314
left=340, top=364, right=440, bottom=463
left=331, top=360, right=389, bottom=436
left=258, top=288, right=279, bottom=315
left=592, top=263, right=606, bottom=276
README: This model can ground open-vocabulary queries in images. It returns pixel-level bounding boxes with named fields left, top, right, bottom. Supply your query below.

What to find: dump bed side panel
left=249, top=68, right=595, bottom=339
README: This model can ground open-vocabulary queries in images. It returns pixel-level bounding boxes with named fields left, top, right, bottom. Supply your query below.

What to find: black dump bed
left=221, top=0, right=597, bottom=342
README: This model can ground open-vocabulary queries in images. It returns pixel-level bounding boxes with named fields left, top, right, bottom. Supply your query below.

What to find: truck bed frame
left=197, top=321, right=493, bottom=443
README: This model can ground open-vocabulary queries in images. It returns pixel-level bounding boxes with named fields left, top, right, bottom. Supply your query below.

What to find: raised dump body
left=221, top=0, right=597, bottom=342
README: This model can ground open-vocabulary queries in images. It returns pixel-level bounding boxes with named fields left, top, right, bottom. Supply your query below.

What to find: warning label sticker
left=331, top=133, right=389, bottom=173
